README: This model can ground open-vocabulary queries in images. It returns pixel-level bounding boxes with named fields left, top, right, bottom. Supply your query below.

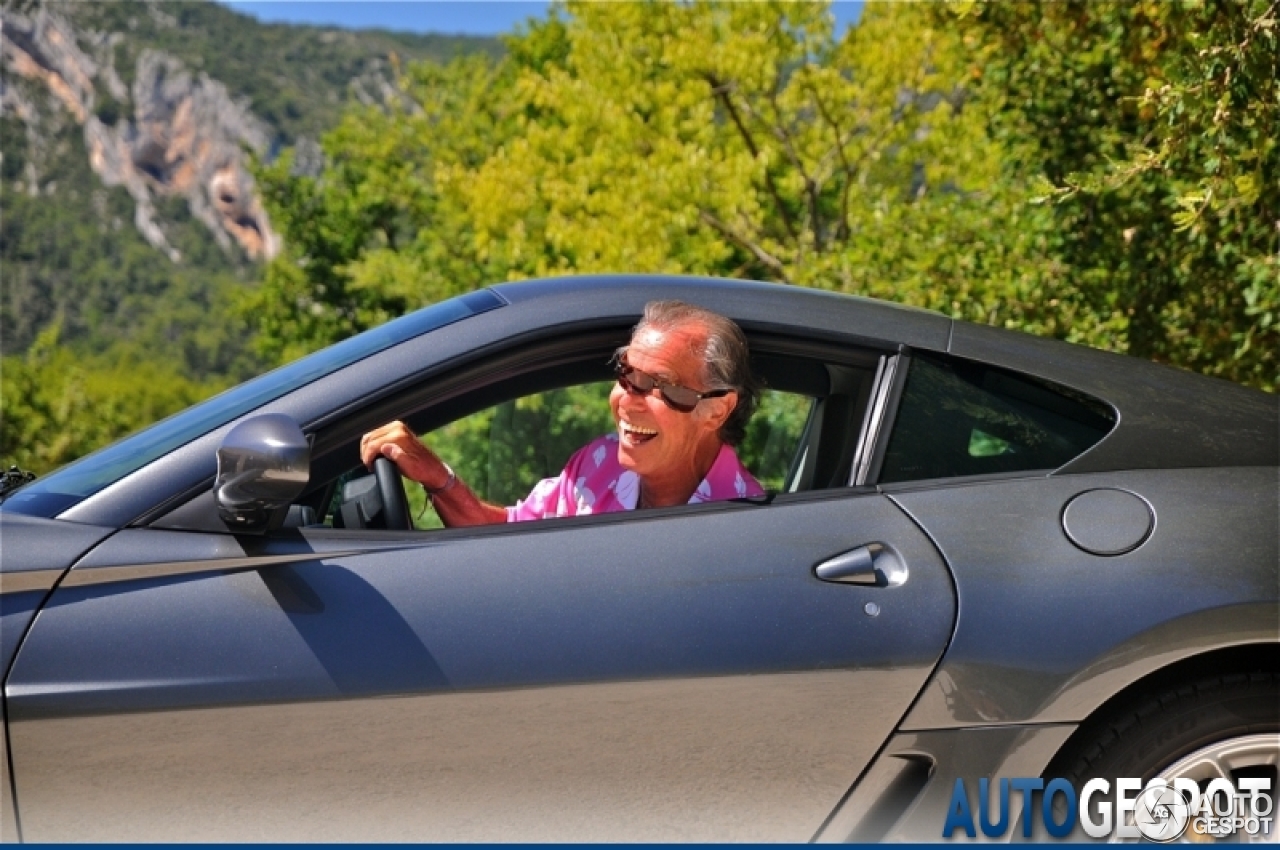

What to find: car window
left=370, top=382, right=813, bottom=530
left=410, top=382, right=617, bottom=527
left=740, top=389, right=814, bottom=491
left=878, top=353, right=1115, bottom=483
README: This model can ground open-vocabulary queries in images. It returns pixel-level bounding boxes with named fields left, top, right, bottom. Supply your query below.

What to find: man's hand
left=359, top=421, right=506, bottom=528
left=359, top=421, right=451, bottom=490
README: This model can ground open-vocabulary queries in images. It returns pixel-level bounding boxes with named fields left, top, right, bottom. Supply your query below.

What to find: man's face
left=609, top=323, right=735, bottom=481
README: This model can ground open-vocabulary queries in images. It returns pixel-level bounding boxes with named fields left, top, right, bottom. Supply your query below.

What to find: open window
left=290, top=333, right=882, bottom=532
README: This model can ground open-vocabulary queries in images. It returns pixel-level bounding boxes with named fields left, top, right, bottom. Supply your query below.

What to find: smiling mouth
left=620, top=420, right=658, bottom=445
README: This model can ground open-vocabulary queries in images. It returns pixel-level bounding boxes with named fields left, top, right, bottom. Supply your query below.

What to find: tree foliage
left=10, top=0, right=1274, bottom=478
left=0, top=325, right=228, bottom=475
left=242, top=47, right=542, bottom=363
left=954, top=0, right=1278, bottom=388
left=252, top=0, right=1276, bottom=393
left=253, top=4, right=1058, bottom=350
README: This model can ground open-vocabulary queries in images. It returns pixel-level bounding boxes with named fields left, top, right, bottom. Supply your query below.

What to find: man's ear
left=701, top=390, right=738, bottom=431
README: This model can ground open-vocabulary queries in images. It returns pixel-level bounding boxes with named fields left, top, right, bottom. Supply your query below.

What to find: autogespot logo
left=942, top=776, right=1274, bottom=840
left=1132, top=782, right=1191, bottom=842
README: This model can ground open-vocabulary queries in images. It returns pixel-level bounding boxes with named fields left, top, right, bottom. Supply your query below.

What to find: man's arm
left=360, top=421, right=507, bottom=527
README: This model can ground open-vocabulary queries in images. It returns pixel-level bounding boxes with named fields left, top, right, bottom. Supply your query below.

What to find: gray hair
left=627, top=300, right=760, bottom=446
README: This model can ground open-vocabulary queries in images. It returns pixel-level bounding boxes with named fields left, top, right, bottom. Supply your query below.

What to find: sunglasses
left=614, top=361, right=732, bottom=413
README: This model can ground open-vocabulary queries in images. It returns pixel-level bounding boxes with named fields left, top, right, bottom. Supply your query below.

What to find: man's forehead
left=629, top=324, right=708, bottom=374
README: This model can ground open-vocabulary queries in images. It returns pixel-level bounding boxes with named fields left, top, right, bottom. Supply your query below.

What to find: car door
left=7, top=485, right=954, bottom=841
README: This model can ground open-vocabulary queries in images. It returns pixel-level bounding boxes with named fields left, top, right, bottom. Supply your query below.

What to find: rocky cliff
left=3, top=3, right=279, bottom=261
left=0, top=0, right=495, bottom=367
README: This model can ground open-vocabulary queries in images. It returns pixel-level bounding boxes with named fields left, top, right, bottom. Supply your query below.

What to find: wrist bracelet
left=424, top=463, right=457, bottom=497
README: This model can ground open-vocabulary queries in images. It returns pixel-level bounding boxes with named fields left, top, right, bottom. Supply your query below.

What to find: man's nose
left=619, top=382, right=655, bottom=409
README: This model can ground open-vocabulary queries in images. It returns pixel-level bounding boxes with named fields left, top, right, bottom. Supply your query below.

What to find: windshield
left=1, top=290, right=505, bottom=519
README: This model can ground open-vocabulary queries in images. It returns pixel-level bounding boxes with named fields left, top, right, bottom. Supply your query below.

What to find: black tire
left=1037, top=672, right=1278, bottom=842
left=1050, top=672, right=1279, bottom=785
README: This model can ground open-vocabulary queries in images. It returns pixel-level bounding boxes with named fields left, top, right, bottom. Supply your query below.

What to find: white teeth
left=621, top=421, right=658, bottom=436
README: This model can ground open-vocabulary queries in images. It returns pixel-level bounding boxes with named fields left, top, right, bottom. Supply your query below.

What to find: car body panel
left=893, top=466, right=1279, bottom=729
left=948, top=320, right=1279, bottom=473
left=0, top=515, right=116, bottom=844
left=8, top=491, right=956, bottom=841
left=12, top=669, right=921, bottom=841
left=489, top=275, right=954, bottom=353
left=815, top=724, right=1080, bottom=842
left=0, top=514, right=115, bottom=676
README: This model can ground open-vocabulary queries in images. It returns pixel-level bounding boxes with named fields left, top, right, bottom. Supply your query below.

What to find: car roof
left=490, top=274, right=953, bottom=351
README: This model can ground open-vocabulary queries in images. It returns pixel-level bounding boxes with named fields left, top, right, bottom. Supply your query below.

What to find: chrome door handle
left=814, top=543, right=908, bottom=587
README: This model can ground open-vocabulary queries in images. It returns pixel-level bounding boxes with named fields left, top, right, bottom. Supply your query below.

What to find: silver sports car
left=1, top=276, right=1275, bottom=841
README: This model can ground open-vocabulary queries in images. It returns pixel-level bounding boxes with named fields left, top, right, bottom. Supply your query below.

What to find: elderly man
left=360, top=300, right=766, bottom=527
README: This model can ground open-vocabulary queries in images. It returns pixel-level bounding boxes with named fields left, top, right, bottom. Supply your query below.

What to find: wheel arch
left=1043, top=641, right=1279, bottom=779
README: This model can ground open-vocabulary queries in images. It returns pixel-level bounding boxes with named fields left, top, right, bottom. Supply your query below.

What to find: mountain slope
left=0, top=0, right=501, bottom=372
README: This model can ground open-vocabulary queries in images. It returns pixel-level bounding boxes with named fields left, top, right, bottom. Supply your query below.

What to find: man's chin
left=615, top=443, right=645, bottom=473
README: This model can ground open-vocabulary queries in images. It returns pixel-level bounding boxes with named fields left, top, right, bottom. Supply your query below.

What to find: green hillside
left=1, top=0, right=503, bottom=473
left=1, top=0, right=500, bottom=366
left=2, top=113, right=256, bottom=376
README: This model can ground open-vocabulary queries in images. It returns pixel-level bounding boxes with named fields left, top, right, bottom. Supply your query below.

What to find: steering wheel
left=374, top=456, right=412, bottom=530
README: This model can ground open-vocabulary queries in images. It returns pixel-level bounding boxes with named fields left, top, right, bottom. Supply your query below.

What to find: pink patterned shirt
left=506, top=434, right=765, bottom=522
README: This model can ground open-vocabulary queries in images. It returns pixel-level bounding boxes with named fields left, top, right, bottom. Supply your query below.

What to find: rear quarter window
left=878, top=353, right=1116, bottom=483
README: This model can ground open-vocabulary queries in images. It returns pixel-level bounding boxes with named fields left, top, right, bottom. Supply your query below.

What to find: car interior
left=290, top=328, right=886, bottom=532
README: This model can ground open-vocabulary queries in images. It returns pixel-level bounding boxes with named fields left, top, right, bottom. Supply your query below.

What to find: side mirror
left=214, top=413, right=310, bottom=532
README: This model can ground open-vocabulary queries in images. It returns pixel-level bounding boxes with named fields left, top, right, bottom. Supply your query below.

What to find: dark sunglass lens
left=660, top=386, right=699, bottom=411
left=627, top=368, right=655, bottom=393
left=616, top=365, right=700, bottom=412
left=616, top=366, right=651, bottom=395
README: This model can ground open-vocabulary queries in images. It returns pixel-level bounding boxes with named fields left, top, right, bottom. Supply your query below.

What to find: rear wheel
left=1048, top=672, right=1279, bottom=842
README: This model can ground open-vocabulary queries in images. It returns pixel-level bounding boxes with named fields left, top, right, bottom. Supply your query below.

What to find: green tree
left=255, top=3, right=1056, bottom=353
left=954, top=0, right=1278, bottom=389
left=245, top=19, right=569, bottom=362
left=0, top=325, right=228, bottom=475
left=453, top=1, right=1145, bottom=351
left=250, top=0, right=1274, bottom=392
left=461, top=3, right=979, bottom=282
